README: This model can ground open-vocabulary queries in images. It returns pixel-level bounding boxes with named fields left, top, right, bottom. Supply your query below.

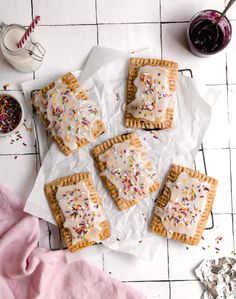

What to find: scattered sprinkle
left=3, top=83, right=10, bottom=91
left=22, top=142, right=27, bottom=146
left=215, top=236, right=223, bottom=244
left=23, top=122, right=33, bottom=132
left=115, top=93, right=120, bottom=101
left=14, top=156, right=18, bottom=159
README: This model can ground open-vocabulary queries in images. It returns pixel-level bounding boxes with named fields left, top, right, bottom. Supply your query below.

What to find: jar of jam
left=187, top=9, right=232, bottom=57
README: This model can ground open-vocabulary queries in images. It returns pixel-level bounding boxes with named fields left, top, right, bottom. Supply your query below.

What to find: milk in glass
left=0, top=24, right=45, bottom=72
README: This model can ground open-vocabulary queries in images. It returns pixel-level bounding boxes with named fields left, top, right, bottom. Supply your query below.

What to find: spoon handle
left=217, top=0, right=236, bottom=24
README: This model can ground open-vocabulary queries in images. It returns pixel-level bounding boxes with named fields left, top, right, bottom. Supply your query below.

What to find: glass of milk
left=0, top=23, right=45, bottom=72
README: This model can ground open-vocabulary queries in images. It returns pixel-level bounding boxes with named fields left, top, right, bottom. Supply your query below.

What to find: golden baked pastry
left=32, top=72, right=105, bottom=155
left=150, top=164, right=218, bottom=245
left=92, top=132, right=160, bottom=210
left=44, top=172, right=111, bottom=252
left=125, top=58, right=178, bottom=130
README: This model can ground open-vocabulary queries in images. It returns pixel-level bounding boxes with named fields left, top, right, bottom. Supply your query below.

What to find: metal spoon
left=200, top=0, right=236, bottom=42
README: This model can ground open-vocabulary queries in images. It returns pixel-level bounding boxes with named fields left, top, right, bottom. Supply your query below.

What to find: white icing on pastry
left=155, top=172, right=211, bottom=238
left=98, top=139, right=158, bottom=201
left=126, top=65, right=174, bottom=122
left=33, top=78, right=102, bottom=150
left=56, top=181, right=106, bottom=245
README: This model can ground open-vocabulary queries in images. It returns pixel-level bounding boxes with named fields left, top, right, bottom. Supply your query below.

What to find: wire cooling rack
left=35, top=68, right=214, bottom=250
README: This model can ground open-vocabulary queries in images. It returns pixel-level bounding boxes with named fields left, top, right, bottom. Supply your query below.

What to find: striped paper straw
left=17, top=16, right=40, bottom=48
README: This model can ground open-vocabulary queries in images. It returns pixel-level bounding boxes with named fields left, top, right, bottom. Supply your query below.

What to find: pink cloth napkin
left=0, top=184, right=146, bottom=299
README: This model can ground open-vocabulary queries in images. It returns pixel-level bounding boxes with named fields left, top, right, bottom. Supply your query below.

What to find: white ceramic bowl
left=0, top=93, right=24, bottom=138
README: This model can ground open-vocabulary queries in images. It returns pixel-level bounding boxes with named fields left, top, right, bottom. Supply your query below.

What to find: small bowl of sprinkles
left=0, top=94, right=23, bottom=137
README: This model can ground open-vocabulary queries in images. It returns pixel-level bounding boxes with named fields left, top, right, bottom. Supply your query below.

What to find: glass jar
left=187, top=10, right=232, bottom=57
left=0, top=23, right=45, bottom=72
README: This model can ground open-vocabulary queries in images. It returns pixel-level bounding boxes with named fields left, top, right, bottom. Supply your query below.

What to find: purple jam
left=190, top=19, right=224, bottom=53
left=0, top=94, right=22, bottom=134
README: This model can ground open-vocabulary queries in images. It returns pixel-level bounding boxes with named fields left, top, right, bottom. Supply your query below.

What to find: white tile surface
left=1, top=1, right=235, bottom=297
left=169, top=214, right=234, bottom=280
left=227, top=21, right=236, bottom=84
left=0, top=0, right=32, bottom=25
left=203, top=85, right=229, bottom=149
left=0, top=154, right=37, bottom=199
left=98, top=24, right=161, bottom=55
left=228, top=85, right=236, bottom=148
left=162, top=23, right=227, bottom=85
left=0, top=91, right=36, bottom=154
left=35, top=25, right=97, bottom=78
left=231, top=149, right=236, bottom=213
left=194, top=149, right=207, bottom=174
left=204, top=149, right=231, bottom=213
left=103, top=242, right=168, bottom=281
left=0, top=55, right=33, bottom=90
left=33, top=0, right=96, bottom=25
left=125, top=282, right=169, bottom=299
left=161, top=0, right=224, bottom=22
left=226, top=3, right=236, bottom=20
left=234, top=215, right=236, bottom=250
left=170, top=281, right=204, bottom=299
left=97, top=0, right=160, bottom=23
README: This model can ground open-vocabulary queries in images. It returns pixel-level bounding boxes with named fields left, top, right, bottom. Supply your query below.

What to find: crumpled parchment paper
left=22, top=46, right=219, bottom=260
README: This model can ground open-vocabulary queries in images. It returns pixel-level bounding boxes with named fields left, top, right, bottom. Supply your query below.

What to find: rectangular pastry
left=92, top=132, right=160, bottom=210
left=32, top=72, right=105, bottom=155
left=44, top=172, right=111, bottom=252
left=125, top=58, right=179, bottom=130
left=150, top=164, right=218, bottom=245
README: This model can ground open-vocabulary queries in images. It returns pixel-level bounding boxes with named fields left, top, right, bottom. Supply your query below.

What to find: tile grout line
left=31, top=0, right=42, bottom=249
left=28, top=19, right=236, bottom=27
left=30, top=0, right=41, bottom=171
left=225, top=44, right=235, bottom=252
left=167, top=239, right=171, bottom=294
left=0, top=153, right=39, bottom=156
left=159, top=0, right=163, bottom=59
left=123, top=278, right=199, bottom=283
left=35, top=20, right=190, bottom=27
left=212, top=212, right=236, bottom=215
left=95, top=0, right=99, bottom=45
left=31, top=0, right=34, bottom=20
left=160, top=0, right=171, bottom=294
left=94, top=0, right=104, bottom=269
left=225, top=0, right=235, bottom=252
left=160, top=1, right=171, bottom=294
left=0, top=89, right=23, bottom=92
left=229, top=148, right=235, bottom=251
left=31, top=1, right=36, bottom=81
